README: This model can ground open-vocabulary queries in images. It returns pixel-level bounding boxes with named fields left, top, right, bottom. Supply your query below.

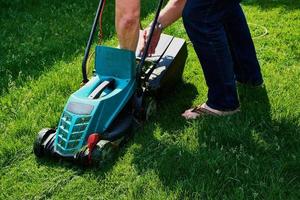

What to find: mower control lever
left=89, top=79, right=115, bottom=99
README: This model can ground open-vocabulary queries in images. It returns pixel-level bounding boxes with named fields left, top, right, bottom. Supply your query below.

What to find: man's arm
left=115, top=0, right=140, bottom=51
left=138, top=0, right=186, bottom=55
left=158, top=0, right=186, bottom=28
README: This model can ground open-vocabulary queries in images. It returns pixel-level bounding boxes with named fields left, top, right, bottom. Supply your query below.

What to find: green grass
left=0, top=0, right=299, bottom=199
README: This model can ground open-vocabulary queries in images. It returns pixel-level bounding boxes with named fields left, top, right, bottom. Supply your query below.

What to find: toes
left=181, top=109, right=200, bottom=120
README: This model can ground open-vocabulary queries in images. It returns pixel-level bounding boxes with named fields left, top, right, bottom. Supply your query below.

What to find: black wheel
left=92, top=140, right=115, bottom=163
left=33, top=128, right=56, bottom=158
left=74, top=146, right=90, bottom=166
left=74, top=140, right=115, bottom=166
left=144, top=96, right=157, bottom=121
left=133, top=95, right=157, bottom=122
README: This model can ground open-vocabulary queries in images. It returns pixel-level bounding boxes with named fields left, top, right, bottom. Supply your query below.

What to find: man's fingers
left=150, top=37, right=160, bottom=54
left=139, top=27, right=161, bottom=56
left=143, top=30, right=147, bottom=39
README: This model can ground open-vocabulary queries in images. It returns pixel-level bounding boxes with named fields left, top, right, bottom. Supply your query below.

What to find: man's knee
left=118, top=14, right=139, bottom=30
left=116, top=0, right=140, bottom=30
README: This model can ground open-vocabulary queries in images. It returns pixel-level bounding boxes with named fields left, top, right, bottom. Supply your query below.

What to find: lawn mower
left=33, top=0, right=187, bottom=165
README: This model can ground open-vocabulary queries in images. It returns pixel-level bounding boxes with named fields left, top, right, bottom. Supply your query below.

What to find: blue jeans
left=182, top=0, right=263, bottom=111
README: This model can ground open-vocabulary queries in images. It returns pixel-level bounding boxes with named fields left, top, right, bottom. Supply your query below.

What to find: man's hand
left=137, top=25, right=162, bottom=56
left=137, top=0, right=186, bottom=56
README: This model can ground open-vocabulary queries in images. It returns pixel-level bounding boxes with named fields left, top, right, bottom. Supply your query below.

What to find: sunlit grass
left=0, top=0, right=299, bottom=199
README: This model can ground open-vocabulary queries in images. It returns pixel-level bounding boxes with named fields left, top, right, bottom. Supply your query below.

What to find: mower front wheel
left=74, top=140, right=116, bottom=166
left=33, top=128, right=56, bottom=158
left=92, top=140, right=116, bottom=164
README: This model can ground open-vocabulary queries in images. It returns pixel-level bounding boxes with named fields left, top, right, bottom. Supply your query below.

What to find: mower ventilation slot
left=56, top=112, right=91, bottom=155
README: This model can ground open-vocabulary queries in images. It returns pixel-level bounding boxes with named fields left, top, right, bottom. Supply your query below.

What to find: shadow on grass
left=242, top=0, right=300, bottom=10
left=31, top=81, right=299, bottom=198
left=0, top=0, right=158, bottom=95
left=129, top=84, right=299, bottom=198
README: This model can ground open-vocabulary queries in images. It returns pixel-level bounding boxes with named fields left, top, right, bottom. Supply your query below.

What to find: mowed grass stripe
left=0, top=156, right=80, bottom=199
left=0, top=58, right=81, bottom=169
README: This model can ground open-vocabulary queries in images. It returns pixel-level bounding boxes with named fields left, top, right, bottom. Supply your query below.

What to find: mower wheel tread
left=33, top=128, right=56, bottom=158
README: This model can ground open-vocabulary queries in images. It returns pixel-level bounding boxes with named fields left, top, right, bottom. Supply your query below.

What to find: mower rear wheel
left=144, top=97, right=157, bottom=121
left=33, top=128, right=56, bottom=158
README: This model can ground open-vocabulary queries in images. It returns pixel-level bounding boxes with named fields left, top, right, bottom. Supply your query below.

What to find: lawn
left=0, top=0, right=299, bottom=199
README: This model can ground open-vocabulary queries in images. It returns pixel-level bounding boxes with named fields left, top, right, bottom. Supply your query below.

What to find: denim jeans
left=182, top=0, right=263, bottom=111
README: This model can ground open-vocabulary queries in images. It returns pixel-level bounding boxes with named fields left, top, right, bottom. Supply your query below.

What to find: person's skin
left=115, top=0, right=140, bottom=51
left=138, top=0, right=186, bottom=55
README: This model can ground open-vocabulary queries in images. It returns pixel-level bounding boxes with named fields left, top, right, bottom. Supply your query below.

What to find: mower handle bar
left=82, top=0, right=105, bottom=84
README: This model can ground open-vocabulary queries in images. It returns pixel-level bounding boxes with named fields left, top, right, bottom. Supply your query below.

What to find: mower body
left=34, top=34, right=188, bottom=163
left=33, top=0, right=188, bottom=164
left=54, top=46, right=136, bottom=157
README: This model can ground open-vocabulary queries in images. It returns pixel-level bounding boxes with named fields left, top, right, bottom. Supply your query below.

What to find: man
left=116, top=0, right=263, bottom=119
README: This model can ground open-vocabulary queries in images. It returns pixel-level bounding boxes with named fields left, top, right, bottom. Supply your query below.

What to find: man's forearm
left=158, top=0, right=187, bottom=28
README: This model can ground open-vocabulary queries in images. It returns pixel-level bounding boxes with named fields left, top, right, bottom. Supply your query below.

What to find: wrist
left=157, top=21, right=165, bottom=32
left=149, top=20, right=165, bottom=32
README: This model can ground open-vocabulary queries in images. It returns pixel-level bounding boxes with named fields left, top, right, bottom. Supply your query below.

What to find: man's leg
left=182, top=0, right=239, bottom=111
left=115, top=0, right=140, bottom=51
left=224, top=4, right=263, bottom=86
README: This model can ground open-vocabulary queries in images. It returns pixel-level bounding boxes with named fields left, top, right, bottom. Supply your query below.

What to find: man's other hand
left=137, top=26, right=162, bottom=57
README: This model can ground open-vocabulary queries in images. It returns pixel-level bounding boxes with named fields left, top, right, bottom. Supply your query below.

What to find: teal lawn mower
left=33, top=0, right=187, bottom=166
